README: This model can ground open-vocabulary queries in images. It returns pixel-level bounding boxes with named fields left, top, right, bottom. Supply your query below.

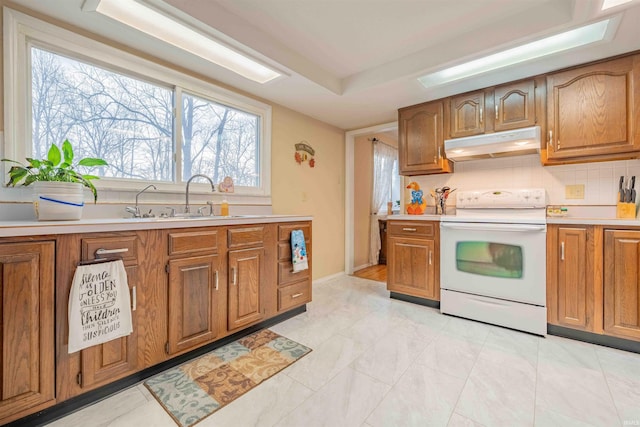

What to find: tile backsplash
left=407, top=154, right=640, bottom=206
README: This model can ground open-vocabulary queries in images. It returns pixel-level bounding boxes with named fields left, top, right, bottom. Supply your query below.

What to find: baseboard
left=547, top=324, right=640, bottom=355
left=313, top=271, right=346, bottom=284
left=353, top=263, right=372, bottom=272
left=390, top=292, right=440, bottom=309
left=6, top=306, right=307, bottom=427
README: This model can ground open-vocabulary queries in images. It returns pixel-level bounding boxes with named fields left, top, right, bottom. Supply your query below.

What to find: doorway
left=344, top=121, right=399, bottom=280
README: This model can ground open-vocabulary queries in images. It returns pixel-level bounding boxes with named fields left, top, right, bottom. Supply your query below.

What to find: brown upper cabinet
left=493, top=80, right=538, bottom=131
left=450, top=79, right=539, bottom=138
left=449, top=90, right=486, bottom=138
left=398, top=99, right=453, bottom=175
left=544, top=54, right=640, bottom=164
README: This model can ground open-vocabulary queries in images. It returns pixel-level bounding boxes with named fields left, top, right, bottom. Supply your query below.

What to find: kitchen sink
left=123, top=214, right=264, bottom=221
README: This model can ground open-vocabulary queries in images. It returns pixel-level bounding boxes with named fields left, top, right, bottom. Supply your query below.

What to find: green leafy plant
left=1, top=139, right=108, bottom=202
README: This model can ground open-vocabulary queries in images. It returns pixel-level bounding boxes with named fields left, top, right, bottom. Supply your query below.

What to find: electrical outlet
left=565, top=184, right=585, bottom=199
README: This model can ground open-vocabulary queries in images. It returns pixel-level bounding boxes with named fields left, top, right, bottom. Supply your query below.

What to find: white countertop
left=0, top=215, right=313, bottom=237
left=384, top=212, right=640, bottom=227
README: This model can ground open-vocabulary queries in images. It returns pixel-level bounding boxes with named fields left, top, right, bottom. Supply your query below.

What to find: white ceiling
left=10, top=0, right=640, bottom=130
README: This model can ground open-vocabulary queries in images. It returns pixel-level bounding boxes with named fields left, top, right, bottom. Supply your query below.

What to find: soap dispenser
left=221, top=199, right=229, bottom=216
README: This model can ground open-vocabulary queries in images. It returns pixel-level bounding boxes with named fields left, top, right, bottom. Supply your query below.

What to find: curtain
left=369, top=141, right=397, bottom=265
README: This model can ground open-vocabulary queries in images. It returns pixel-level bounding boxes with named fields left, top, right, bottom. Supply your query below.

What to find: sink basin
left=122, top=214, right=265, bottom=222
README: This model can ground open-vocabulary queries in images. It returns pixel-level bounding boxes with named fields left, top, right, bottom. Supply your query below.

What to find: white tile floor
left=46, top=275, right=640, bottom=427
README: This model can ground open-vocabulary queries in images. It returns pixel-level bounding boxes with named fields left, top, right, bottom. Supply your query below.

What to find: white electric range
left=439, top=188, right=547, bottom=336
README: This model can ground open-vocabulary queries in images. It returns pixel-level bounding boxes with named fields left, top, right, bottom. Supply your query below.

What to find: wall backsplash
left=407, top=154, right=640, bottom=207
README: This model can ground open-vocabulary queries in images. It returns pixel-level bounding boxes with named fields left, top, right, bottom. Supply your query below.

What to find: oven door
left=440, top=222, right=546, bottom=305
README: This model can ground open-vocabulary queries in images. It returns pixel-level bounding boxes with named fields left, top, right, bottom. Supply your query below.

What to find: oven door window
left=456, top=241, right=523, bottom=278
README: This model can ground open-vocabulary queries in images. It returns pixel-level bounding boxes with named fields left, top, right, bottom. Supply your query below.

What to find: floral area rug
left=144, top=329, right=311, bottom=427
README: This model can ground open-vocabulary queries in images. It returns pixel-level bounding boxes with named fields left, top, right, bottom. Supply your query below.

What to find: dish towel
left=68, top=260, right=133, bottom=354
left=291, top=229, right=309, bottom=272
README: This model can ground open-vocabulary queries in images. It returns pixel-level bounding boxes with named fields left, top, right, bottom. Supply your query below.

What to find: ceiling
left=10, top=0, right=640, bottom=130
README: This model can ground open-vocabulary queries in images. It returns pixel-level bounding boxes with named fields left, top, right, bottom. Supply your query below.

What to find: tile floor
left=47, top=275, right=640, bottom=427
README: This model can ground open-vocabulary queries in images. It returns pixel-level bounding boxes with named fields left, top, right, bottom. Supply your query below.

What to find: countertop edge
left=545, top=217, right=640, bottom=226
left=0, top=215, right=313, bottom=237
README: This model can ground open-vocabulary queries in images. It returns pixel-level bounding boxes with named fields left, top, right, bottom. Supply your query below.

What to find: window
left=3, top=8, right=271, bottom=202
left=32, top=47, right=174, bottom=182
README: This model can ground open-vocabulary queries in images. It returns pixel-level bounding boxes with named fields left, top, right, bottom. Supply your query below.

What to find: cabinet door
left=553, top=227, right=595, bottom=331
left=228, top=247, right=264, bottom=330
left=81, top=265, right=139, bottom=388
left=398, top=100, right=452, bottom=175
left=168, top=255, right=220, bottom=354
left=546, top=55, right=640, bottom=160
left=494, top=80, right=536, bottom=131
left=387, top=236, right=437, bottom=300
left=604, top=230, right=640, bottom=341
left=450, top=90, right=485, bottom=138
left=0, top=242, right=55, bottom=423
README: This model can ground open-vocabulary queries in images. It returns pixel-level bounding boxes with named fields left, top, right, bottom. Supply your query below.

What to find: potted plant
left=2, top=139, right=108, bottom=220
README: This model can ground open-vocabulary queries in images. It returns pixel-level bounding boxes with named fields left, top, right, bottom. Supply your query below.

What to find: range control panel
left=456, top=188, right=546, bottom=209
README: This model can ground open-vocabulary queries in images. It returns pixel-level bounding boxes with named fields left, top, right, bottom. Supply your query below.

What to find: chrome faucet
left=126, top=184, right=157, bottom=217
left=185, top=174, right=215, bottom=213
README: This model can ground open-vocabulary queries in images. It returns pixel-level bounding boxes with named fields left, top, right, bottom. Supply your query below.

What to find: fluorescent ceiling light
left=418, top=18, right=615, bottom=89
left=82, top=0, right=281, bottom=84
left=602, top=0, right=633, bottom=10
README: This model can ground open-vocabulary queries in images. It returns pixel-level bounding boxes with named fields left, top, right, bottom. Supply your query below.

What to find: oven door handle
left=440, top=223, right=546, bottom=232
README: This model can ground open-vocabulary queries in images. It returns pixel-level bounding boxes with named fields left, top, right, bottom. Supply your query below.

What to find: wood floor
left=352, top=264, right=387, bottom=282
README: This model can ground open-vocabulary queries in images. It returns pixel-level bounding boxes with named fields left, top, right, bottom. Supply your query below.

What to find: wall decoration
left=294, top=141, right=316, bottom=167
left=219, top=176, right=235, bottom=193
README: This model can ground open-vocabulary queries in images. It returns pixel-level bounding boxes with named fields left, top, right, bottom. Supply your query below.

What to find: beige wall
left=353, top=132, right=398, bottom=270
left=271, top=105, right=345, bottom=279
left=0, top=2, right=347, bottom=280
left=353, top=135, right=373, bottom=269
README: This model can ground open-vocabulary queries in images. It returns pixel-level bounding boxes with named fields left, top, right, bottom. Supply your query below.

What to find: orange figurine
left=406, top=182, right=426, bottom=215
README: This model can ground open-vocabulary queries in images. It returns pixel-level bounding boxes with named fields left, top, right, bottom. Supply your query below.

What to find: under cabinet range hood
left=444, top=126, right=541, bottom=162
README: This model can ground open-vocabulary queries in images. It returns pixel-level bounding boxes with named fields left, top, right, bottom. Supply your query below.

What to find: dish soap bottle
left=220, top=199, right=229, bottom=216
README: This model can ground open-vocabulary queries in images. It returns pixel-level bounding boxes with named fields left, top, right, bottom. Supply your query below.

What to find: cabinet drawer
left=82, top=235, right=137, bottom=264
left=278, top=223, right=311, bottom=241
left=387, top=222, right=435, bottom=238
left=278, top=281, right=311, bottom=311
left=169, top=229, right=219, bottom=256
left=278, top=240, right=311, bottom=260
left=228, top=226, right=264, bottom=249
left=278, top=260, right=310, bottom=285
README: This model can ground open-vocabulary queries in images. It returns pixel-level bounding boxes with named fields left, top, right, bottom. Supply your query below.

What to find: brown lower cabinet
left=604, top=230, right=640, bottom=341
left=79, top=235, right=140, bottom=389
left=166, top=228, right=224, bottom=356
left=0, top=241, right=56, bottom=424
left=277, top=223, right=312, bottom=312
left=5, top=220, right=310, bottom=424
left=546, top=225, right=597, bottom=331
left=547, top=224, right=640, bottom=344
left=386, top=220, right=439, bottom=301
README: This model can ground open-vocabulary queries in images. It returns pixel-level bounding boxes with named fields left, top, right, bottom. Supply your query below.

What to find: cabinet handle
left=231, top=267, right=237, bottom=285
left=291, top=293, right=303, bottom=299
left=495, top=105, right=498, bottom=120
left=429, top=251, right=432, bottom=265
left=181, top=265, right=208, bottom=272
left=402, top=228, right=417, bottom=232
left=132, top=286, right=137, bottom=311
left=548, top=130, right=553, bottom=147
left=95, top=247, right=129, bottom=256
left=479, top=107, right=483, bottom=124
left=437, top=146, right=441, bottom=161
left=214, top=270, right=219, bottom=291
left=560, top=241, right=565, bottom=261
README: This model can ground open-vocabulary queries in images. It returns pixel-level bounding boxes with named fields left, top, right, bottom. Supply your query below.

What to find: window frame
left=2, top=7, right=272, bottom=203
